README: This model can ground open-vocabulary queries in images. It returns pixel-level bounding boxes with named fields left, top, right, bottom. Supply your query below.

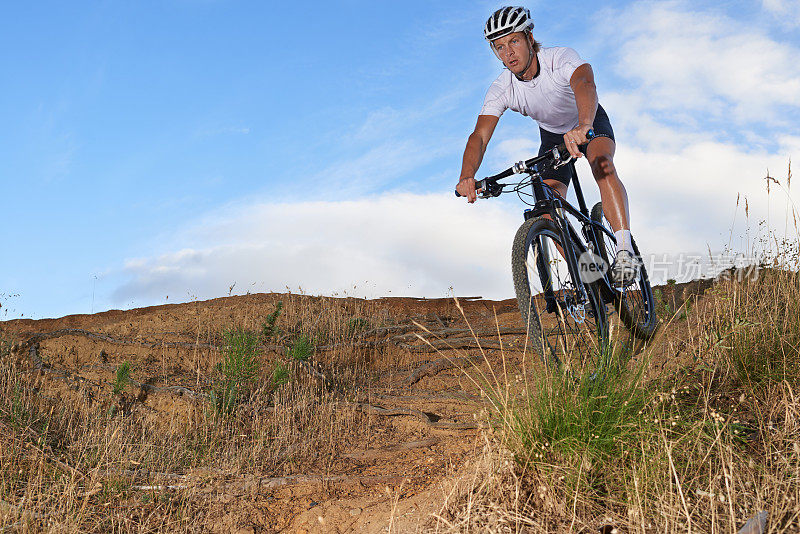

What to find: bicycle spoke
left=520, top=223, right=607, bottom=372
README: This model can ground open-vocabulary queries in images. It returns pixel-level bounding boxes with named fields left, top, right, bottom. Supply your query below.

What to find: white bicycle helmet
left=484, top=6, right=534, bottom=42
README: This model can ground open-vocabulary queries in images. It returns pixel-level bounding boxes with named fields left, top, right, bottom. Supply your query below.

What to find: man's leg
left=544, top=179, right=568, bottom=200
left=585, top=136, right=639, bottom=284
left=585, top=137, right=629, bottom=233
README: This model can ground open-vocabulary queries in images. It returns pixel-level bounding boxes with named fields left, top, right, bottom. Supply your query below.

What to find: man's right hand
left=457, top=177, right=478, bottom=203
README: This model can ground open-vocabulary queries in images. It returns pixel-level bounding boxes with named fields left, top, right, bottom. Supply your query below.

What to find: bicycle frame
left=456, top=136, right=657, bottom=342
left=525, top=162, right=617, bottom=310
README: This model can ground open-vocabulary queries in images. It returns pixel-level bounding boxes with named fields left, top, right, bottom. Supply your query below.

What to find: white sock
left=614, top=230, right=634, bottom=255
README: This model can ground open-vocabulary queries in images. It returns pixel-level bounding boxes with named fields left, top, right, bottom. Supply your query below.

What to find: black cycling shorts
left=537, top=104, right=615, bottom=186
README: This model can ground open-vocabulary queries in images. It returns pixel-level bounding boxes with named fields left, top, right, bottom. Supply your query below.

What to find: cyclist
left=456, top=6, right=639, bottom=285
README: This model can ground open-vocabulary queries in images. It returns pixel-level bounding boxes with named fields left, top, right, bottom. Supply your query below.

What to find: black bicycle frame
left=526, top=162, right=616, bottom=309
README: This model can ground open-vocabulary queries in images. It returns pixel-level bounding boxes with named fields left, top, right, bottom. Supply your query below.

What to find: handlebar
left=455, top=129, right=595, bottom=198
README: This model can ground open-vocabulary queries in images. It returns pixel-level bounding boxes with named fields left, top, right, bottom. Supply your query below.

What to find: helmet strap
left=490, top=41, right=501, bottom=61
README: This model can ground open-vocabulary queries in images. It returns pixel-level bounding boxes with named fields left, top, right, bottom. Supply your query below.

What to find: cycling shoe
left=611, top=250, right=641, bottom=287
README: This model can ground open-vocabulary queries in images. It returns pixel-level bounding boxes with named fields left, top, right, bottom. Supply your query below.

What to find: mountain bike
left=456, top=133, right=658, bottom=371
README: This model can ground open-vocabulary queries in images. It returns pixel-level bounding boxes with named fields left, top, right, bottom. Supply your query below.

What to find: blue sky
left=2, top=0, right=799, bottom=319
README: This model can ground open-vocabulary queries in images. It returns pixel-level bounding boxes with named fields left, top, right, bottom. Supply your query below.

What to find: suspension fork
left=529, top=178, right=588, bottom=311
left=551, top=198, right=588, bottom=304
left=529, top=178, right=558, bottom=312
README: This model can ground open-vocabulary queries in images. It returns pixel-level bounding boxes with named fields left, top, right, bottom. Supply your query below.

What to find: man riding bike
left=456, top=6, right=639, bottom=285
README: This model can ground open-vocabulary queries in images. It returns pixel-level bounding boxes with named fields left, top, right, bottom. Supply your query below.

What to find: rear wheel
left=590, top=202, right=659, bottom=339
left=512, top=216, right=609, bottom=372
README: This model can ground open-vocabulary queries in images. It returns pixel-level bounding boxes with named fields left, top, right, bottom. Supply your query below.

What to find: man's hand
left=563, top=124, right=593, bottom=159
left=457, top=177, right=478, bottom=203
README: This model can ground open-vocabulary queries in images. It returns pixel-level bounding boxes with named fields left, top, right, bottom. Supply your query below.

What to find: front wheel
left=590, top=202, right=659, bottom=339
left=511, top=216, right=609, bottom=371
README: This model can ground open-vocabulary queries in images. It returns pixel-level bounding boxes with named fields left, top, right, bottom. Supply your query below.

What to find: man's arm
left=563, top=63, right=599, bottom=158
left=457, top=114, right=499, bottom=203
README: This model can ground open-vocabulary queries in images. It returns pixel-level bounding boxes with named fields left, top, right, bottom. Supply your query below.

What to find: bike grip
left=587, top=128, right=595, bottom=140
left=455, top=189, right=462, bottom=197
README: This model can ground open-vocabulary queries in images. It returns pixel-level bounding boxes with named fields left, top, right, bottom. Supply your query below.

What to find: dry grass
left=431, top=223, right=800, bottom=532
left=0, top=295, right=389, bottom=532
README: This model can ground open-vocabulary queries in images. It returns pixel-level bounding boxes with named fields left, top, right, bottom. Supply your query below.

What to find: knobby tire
left=512, top=216, right=609, bottom=372
left=590, top=202, right=659, bottom=340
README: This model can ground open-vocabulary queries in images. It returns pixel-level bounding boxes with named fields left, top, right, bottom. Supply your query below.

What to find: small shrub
left=112, top=361, right=132, bottom=394
left=211, top=328, right=261, bottom=415
left=261, top=301, right=283, bottom=341
left=270, top=361, right=290, bottom=388
left=288, top=335, right=313, bottom=362
left=503, top=345, right=651, bottom=465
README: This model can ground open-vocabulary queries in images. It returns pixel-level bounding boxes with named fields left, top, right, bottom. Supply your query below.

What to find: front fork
left=525, top=208, right=559, bottom=314
left=524, top=200, right=589, bottom=314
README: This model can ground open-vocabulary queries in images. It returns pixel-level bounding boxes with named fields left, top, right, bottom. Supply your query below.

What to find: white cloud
left=112, top=193, right=521, bottom=304
left=762, top=0, right=800, bottom=27
left=602, top=1, right=800, bottom=125
left=494, top=137, right=540, bottom=164
left=616, top=136, right=800, bottom=255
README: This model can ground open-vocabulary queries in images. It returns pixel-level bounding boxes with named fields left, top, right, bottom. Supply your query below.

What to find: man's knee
left=545, top=179, right=568, bottom=198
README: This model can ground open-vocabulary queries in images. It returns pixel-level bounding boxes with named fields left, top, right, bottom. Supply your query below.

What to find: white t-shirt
left=480, top=46, right=587, bottom=135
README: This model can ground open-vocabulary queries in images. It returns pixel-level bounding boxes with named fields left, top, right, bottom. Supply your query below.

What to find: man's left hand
left=563, top=124, right=593, bottom=159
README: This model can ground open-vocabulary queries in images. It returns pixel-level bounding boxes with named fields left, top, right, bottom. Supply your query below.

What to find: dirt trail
left=0, top=281, right=709, bottom=532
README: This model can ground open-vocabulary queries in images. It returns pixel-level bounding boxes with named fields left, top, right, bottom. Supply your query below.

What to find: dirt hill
left=0, top=279, right=717, bottom=533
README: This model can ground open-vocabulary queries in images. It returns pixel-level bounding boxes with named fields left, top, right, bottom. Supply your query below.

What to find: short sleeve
left=552, top=47, right=586, bottom=86
left=480, top=79, right=508, bottom=117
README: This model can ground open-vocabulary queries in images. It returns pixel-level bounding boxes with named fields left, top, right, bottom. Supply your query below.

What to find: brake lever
left=479, top=182, right=504, bottom=198
left=551, top=146, right=574, bottom=169
left=551, top=128, right=596, bottom=169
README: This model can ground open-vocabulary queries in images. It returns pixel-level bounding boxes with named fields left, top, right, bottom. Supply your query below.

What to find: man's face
left=491, top=32, right=530, bottom=75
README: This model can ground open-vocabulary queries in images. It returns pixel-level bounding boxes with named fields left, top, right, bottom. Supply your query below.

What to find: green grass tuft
left=287, top=334, right=313, bottom=362
left=112, top=361, right=132, bottom=395
left=270, top=361, right=290, bottom=388
left=346, top=317, right=371, bottom=336
left=506, top=346, right=652, bottom=465
left=211, top=328, right=261, bottom=415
